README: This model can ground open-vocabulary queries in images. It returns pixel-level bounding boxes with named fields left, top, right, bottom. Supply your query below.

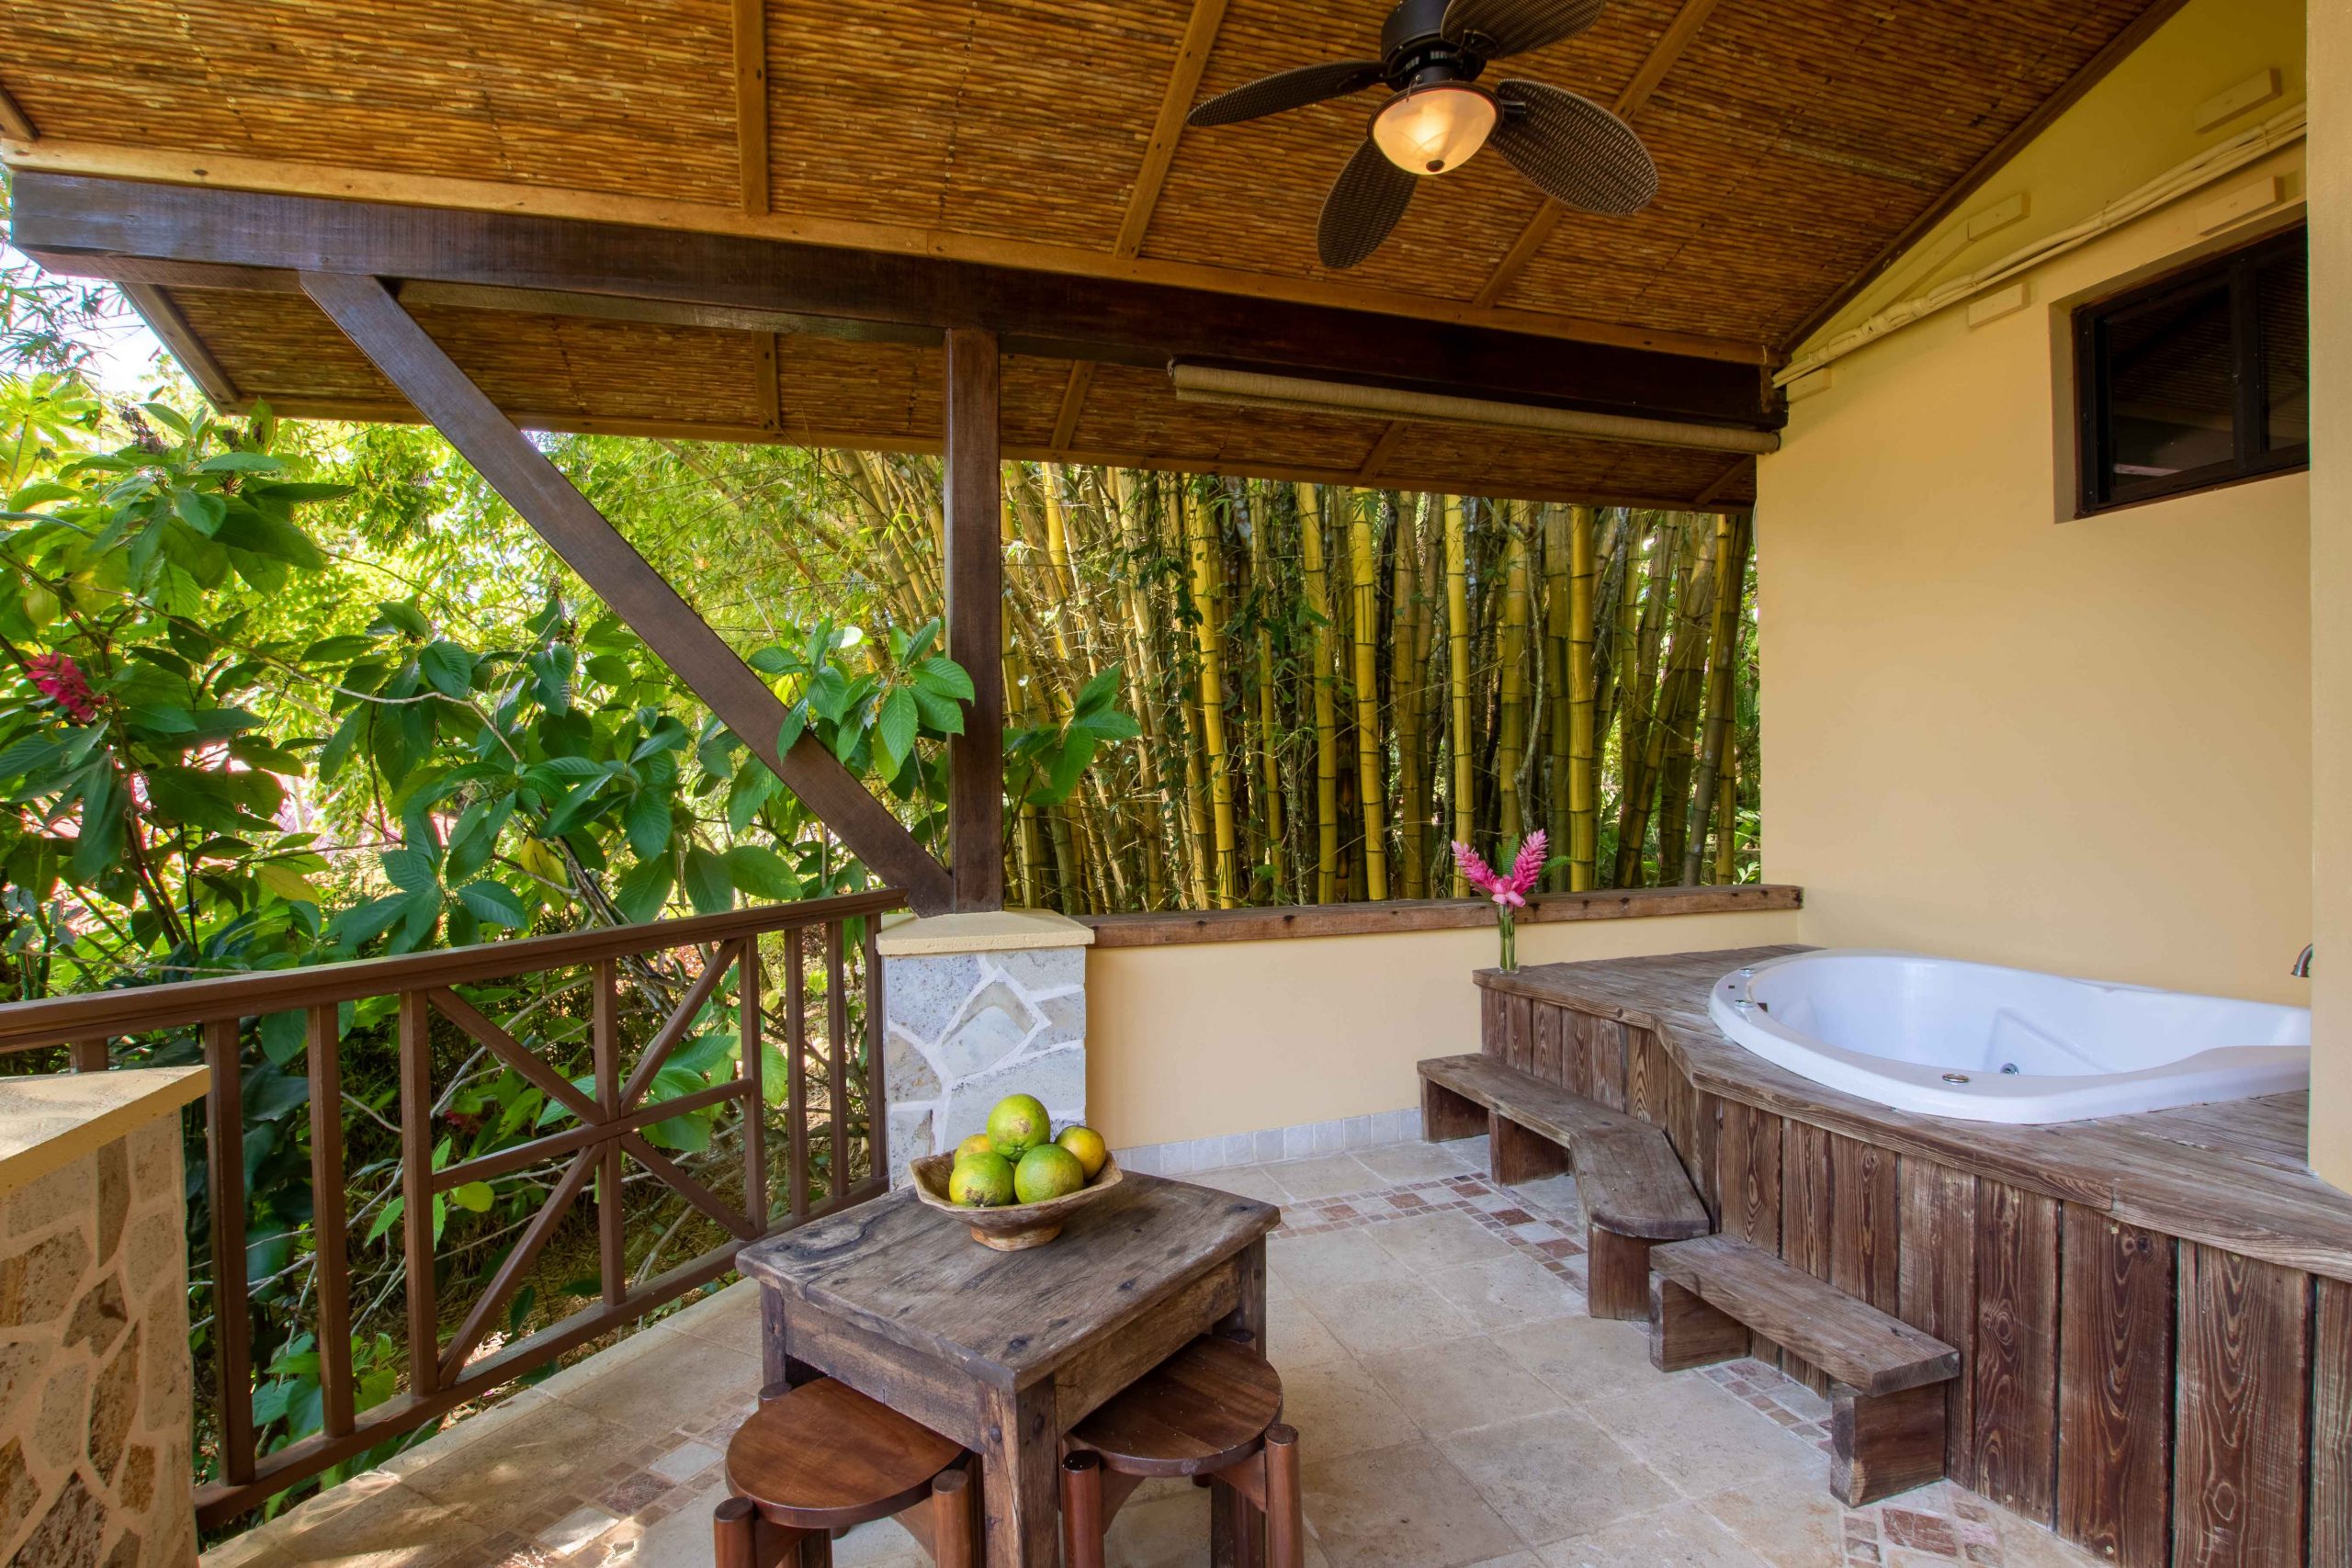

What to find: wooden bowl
left=910, top=1152, right=1124, bottom=1250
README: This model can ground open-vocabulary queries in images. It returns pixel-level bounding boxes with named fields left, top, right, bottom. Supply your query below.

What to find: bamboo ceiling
left=2, top=0, right=2177, bottom=504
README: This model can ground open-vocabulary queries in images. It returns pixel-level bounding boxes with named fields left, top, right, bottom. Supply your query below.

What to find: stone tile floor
left=204, top=1137, right=2104, bottom=1568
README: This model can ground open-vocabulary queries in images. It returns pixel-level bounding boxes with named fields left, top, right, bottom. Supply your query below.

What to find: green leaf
left=775, top=705, right=806, bottom=757
left=614, top=855, right=674, bottom=924
left=625, top=791, right=672, bottom=860
left=876, top=688, right=918, bottom=773
left=419, top=641, right=475, bottom=699
left=258, top=1010, right=308, bottom=1066
left=682, top=846, right=733, bottom=916
left=913, top=656, right=976, bottom=703
left=366, top=1196, right=404, bottom=1247
left=381, top=846, right=439, bottom=893
left=213, top=504, right=326, bottom=570
left=456, top=879, right=528, bottom=928
left=194, top=451, right=285, bottom=473
left=172, top=489, right=228, bottom=535
left=448, top=1181, right=494, bottom=1213
left=1072, top=664, right=1121, bottom=717
left=723, top=844, right=799, bottom=902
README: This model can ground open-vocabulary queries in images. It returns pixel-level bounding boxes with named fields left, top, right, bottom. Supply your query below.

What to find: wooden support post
left=296, top=270, right=953, bottom=914
left=1491, top=1113, right=1570, bottom=1186
left=1833, top=1382, right=1949, bottom=1506
left=944, top=327, right=1004, bottom=911
left=1586, top=1224, right=1655, bottom=1321
left=1421, top=1077, right=1486, bottom=1143
left=1649, top=1274, right=1747, bottom=1372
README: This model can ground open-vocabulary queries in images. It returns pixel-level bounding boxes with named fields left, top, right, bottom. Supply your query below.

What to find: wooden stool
left=1057, top=1335, right=1303, bottom=1568
left=715, top=1378, right=977, bottom=1568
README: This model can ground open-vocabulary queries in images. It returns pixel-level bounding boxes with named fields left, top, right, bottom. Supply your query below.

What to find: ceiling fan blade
left=1188, top=61, right=1387, bottom=128
left=1488, top=79, right=1658, bottom=213
left=1442, top=0, right=1606, bottom=59
left=1317, top=138, right=1419, bottom=269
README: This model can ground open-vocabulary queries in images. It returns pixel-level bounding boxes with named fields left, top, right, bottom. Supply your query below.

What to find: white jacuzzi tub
left=1707, top=950, right=2309, bottom=1123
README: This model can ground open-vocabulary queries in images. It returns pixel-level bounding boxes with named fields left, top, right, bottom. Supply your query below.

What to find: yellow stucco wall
left=1758, top=0, right=2313, bottom=1015
left=1083, top=909, right=1801, bottom=1149
left=2310, top=0, right=2349, bottom=1187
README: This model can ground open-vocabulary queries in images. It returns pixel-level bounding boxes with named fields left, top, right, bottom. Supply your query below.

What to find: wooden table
left=740, top=1173, right=1280, bottom=1567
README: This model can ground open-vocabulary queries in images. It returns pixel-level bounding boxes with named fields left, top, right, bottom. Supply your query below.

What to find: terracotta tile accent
left=1881, top=1508, right=1962, bottom=1554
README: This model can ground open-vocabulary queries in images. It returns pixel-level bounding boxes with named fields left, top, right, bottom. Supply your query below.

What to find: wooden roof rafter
left=1053, top=0, right=1235, bottom=454
left=730, top=0, right=771, bottom=216
left=0, top=79, right=34, bottom=143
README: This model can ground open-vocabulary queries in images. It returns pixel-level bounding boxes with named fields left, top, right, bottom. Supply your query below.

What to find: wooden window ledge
left=1080, top=885, right=1802, bottom=949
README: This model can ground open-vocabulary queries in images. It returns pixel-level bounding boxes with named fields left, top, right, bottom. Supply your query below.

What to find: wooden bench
left=1647, top=1235, right=1961, bottom=1506
left=1417, top=1054, right=1711, bottom=1320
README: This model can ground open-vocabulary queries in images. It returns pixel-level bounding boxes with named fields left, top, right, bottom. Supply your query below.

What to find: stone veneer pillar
left=877, top=909, right=1093, bottom=1187
left=1, top=1066, right=209, bottom=1567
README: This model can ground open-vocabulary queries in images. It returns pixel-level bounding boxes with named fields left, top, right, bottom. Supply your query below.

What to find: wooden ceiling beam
left=297, top=269, right=955, bottom=913
left=205, top=392, right=1738, bottom=511
left=0, top=79, right=34, bottom=142
left=1054, top=0, right=1234, bottom=453
left=1116, top=0, right=1231, bottom=261
left=1781, top=0, right=2197, bottom=352
left=15, top=172, right=1780, bottom=428
left=119, top=283, right=239, bottom=408
left=1690, top=455, right=1752, bottom=508
left=0, top=140, right=1769, bottom=367
left=1470, top=0, right=1725, bottom=310
left=729, top=0, right=771, bottom=216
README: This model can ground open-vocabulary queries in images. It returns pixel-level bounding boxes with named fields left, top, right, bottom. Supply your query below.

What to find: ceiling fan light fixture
left=1371, top=82, right=1498, bottom=175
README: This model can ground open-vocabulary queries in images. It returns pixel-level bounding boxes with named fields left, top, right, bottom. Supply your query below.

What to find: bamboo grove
left=799, top=456, right=1758, bottom=912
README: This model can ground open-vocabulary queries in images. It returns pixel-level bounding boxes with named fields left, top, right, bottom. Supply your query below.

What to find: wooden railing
left=0, top=888, right=902, bottom=1526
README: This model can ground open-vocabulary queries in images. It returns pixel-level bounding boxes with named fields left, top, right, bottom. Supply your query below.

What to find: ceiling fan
left=1185, top=0, right=1658, bottom=269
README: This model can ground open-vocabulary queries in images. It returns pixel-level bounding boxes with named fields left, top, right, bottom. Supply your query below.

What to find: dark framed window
left=2073, top=224, right=2308, bottom=514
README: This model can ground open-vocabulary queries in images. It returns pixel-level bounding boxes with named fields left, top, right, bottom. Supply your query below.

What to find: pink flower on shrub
left=25, top=653, right=96, bottom=723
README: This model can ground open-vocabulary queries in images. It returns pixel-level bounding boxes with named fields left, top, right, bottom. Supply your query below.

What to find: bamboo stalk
left=1654, top=521, right=1722, bottom=880
left=1496, top=505, right=1531, bottom=847
left=1561, top=505, right=1598, bottom=889
left=1611, top=519, right=1673, bottom=886
left=1683, top=511, right=1748, bottom=885
left=1392, top=493, right=1427, bottom=897
left=1295, top=482, right=1342, bottom=902
left=1443, top=493, right=1475, bottom=889
left=1109, top=470, right=1171, bottom=908
left=1244, top=482, right=1285, bottom=902
left=1344, top=486, right=1388, bottom=900
left=1183, top=483, right=1238, bottom=907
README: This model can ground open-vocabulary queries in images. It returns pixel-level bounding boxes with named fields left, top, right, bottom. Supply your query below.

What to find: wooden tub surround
left=1424, top=947, right=2352, bottom=1568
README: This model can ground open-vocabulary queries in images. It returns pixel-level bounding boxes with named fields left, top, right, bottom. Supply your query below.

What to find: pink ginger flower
left=25, top=653, right=97, bottom=723
left=1451, top=829, right=1546, bottom=910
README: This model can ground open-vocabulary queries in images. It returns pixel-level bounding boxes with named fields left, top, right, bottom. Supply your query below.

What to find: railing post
left=863, top=917, right=887, bottom=1190
left=739, top=938, right=768, bottom=1232
left=305, top=1004, right=356, bottom=1438
left=825, top=920, right=850, bottom=1197
left=69, top=1037, right=107, bottom=1072
left=594, top=959, right=625, bottom=1307
left=398, top=992, right=439, bottom=1396
left=786, top=931, right=808, bottom=1220
left=202, top=1018, right=255, bottom=1486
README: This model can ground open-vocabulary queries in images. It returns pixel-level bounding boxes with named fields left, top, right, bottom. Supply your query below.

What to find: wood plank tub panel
left=2056, top=1207, right=2175, bottom=1568
left=1971, top=1181, right=2060, bottom=1525
left=1897, top=1157, right=1979, bottom=1480
left=2174, top=1243, right=2309, bottom=1567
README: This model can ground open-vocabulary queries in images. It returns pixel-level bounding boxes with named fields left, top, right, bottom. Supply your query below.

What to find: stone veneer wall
left=1, top=1113, right=197, bottom=1566
left=881, top=926, right=1088, bottom=1187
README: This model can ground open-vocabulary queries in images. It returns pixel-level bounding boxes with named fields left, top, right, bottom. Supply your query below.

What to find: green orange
left=1013, top=1143, right=1087, bottom=1203
left=948, top=1150, right=1015, bottom=1207
left=986, top=1093, right=1052, bottom=1158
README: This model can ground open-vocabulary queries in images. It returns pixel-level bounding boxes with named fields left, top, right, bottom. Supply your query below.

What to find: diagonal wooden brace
left=298, top=269, right=954, bottom=913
